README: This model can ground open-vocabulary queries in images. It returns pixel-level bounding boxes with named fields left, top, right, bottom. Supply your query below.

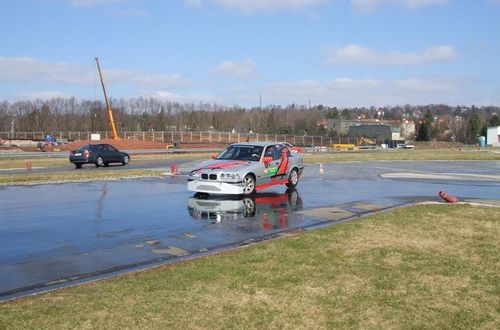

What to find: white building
left=486, top=126, right=500, bottom=147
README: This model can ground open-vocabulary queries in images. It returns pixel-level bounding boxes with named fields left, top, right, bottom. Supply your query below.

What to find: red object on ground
left=25, top=161, right=32, bottom=171
left=170, top=163, right=178, bottom=175
left=438, top=191, right=459, bottom=203
left=290, top=146, right=304, bottom=153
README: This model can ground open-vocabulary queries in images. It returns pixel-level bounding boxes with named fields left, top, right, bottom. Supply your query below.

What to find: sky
left=1, top=0, right=500, bottom=107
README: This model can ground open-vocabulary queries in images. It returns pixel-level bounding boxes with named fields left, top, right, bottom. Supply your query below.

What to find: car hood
left=192, top=159, right=254, bottom=173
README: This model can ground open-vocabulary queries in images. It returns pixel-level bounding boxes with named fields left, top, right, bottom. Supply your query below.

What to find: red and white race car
left=187, top=142, right=304, bottom=195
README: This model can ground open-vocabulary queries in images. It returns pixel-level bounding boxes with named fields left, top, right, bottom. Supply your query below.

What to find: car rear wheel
left=122, top=155, right=130, bottom=166
left=242, top=174, right=256, bottom=195
left=286, top=168, right=299, bottom=188
left=95, top=156, right=104, bottom=167
left=242, top=197, right=256, bottom=217
left=75, top=164, right=82, bottom=169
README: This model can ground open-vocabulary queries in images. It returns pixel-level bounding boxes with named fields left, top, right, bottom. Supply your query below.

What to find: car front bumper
left=187, top=179, right=245, bottom=195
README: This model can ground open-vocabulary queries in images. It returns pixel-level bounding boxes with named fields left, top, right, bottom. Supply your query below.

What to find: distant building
left=486, top=126, right=500, bottom=147
left=316, top=118, right=328, bottom=131
left=400, top=120, right=416, bottom=139
left=348, top=124, right=401, bottom=141
left=327, top=119, right=357, bottom=136
left=327, top=118, right=411, bottom=139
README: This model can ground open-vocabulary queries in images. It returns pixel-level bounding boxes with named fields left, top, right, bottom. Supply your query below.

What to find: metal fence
left=0, top=131, right=386, bottom=147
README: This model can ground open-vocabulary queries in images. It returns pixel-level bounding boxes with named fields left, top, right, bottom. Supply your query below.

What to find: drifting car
left=187, top=142, right=304, bottom=195
left=69, top=143, right=130, bottom=168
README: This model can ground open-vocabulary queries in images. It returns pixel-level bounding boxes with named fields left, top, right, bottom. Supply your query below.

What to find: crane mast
left=94, top=57, right=120, bottom=140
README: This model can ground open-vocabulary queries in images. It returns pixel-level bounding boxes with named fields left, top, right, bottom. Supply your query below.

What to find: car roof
left=230, top=141, right=282, bottom=147
left=79, top=143, right=114, bottom=148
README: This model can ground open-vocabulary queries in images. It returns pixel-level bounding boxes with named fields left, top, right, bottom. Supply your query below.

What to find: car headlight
left=190, top=170, right=200, bottom=177
left=221, top=173, right=240, bottom=179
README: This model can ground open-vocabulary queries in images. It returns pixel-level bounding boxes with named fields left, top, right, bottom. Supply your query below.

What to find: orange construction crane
left=94, top=57, right=120, bottom=140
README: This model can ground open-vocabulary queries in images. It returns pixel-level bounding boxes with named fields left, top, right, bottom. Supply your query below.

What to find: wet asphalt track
left=0, top=157, right=191, bottom=174
left=0, top=160, right=499, bottom=300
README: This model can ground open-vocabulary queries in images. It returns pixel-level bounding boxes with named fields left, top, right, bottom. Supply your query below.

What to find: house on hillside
left=486, top=126, right=500, bottom=146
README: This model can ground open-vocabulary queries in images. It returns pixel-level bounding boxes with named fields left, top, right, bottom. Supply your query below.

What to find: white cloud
left=260, top=77, right=461, bottom=107
left=213, top=59, right=257, bottom=78
left=144, top=90, right=220, bottom=103
left=326, top=44, right=456, bottom=66
left=0, top=56, right=93, bottom=84
left=395, top=78, right=456, bottom=92
left=105, top=69, right=185, bottom=86
left=184, top=0, right=328, bottom=12
left=21, top=90, right=73, bottom=100
left=351, top=0, right=448, bottom=12
left=0, top=56, right=185, bottom=88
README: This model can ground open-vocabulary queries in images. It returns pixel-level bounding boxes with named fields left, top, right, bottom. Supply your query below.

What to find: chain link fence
left=0, top=131, right=386, bottom=147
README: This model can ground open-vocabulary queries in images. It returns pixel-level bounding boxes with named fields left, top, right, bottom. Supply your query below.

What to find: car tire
left=75, top=164, right=82, bottom=169
left=122, top=155, right=130, bottom=166
left=95, top=156, right=104, bottom=167
left=287, top=188, right=299, bottom=210
left=286, top=168, right=299, bottom=188
left=242, top=197, right=256, bottom=217
left=242, top=174, right=256, bottom=195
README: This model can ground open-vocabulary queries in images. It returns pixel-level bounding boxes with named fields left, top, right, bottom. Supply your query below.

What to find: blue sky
left=1, top=0, right=499, bottom=107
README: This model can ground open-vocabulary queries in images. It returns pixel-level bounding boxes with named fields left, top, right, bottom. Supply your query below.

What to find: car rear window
left=77, top=144, right=90, bottom=151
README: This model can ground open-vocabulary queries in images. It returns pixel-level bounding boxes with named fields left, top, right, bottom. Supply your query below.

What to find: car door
left=96, top=144, right=110, bottom=163
left=106, top=144, right=120, bottom=162
left=259, top=145, right=281, bottom=185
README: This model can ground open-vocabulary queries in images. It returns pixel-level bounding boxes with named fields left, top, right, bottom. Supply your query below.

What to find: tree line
left=0, top=97, right=498, bottom=143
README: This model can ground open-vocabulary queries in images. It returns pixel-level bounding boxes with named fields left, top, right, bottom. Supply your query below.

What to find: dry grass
left=1, top=204, right=498, bottom=329
left=1, top=148, right=498, bottom=170
left=0, top=152, right=209, bottom=169
left=304, top=148, right=500, bottom=163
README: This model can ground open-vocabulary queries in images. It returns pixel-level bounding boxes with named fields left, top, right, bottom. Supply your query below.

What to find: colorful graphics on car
left=265, top=165, right=278, bottom=175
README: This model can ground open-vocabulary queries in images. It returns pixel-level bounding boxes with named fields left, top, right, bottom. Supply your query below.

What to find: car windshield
left=216, top=145, right=263, bottom=161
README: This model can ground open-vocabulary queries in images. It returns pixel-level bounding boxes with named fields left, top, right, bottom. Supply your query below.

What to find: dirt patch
left=57, top=139, right=173, bottom=151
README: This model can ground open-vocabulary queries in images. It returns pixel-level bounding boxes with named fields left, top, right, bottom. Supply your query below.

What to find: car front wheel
left=242, top=174, right=256, bottom=195
left=286, top=168, right=299, bottom=188
left=122, top=155, right=130, bottom=166
left=95, top=156, right=104, bottom=167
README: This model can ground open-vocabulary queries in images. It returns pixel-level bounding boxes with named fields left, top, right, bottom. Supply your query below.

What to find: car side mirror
left=263, top=156, right=273, bottom=163
left=211, top=154, right=217, bottom=159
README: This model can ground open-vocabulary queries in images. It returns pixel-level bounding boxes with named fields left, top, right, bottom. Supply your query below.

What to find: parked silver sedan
left=187, top=142, right=304, bottom=195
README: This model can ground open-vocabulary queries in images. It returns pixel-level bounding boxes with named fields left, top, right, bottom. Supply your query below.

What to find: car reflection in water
left=187, top=189, right=302, bottom=230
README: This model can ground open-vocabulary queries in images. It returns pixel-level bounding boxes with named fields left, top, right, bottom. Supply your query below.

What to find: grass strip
left=2, top=148, right=499, bottom=170
left=304, top=148, right=500, bottom=163
left=1, top=204, right=498, bottom=329
left=0, top=169, right=164, bottom=185
left=0, top=153, right=210, bottom=169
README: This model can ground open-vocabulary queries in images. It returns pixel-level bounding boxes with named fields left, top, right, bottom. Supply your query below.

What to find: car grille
left=196, top=185, right=221, bottom=191
left=201, top=173, right=218, bottom=180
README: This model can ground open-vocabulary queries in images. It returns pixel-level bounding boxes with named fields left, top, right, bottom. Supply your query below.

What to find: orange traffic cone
left=438, top=191, right=459, bottom=203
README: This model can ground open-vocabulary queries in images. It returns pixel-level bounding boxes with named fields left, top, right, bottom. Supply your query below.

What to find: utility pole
left=10, top=119, right=14, bottom=147
left=95, top=58, right=120, bottom=140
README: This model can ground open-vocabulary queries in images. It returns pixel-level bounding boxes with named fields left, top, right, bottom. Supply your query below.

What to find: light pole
left=9, top=118, right=15, bottom=147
